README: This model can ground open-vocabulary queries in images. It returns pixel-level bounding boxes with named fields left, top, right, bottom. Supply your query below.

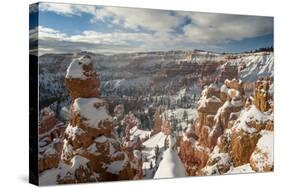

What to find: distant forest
left=245, top=46, right=274, bottom=53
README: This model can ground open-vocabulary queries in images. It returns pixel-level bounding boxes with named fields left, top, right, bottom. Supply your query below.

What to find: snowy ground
left=39, top=168, right=59, bottom=185
left=154, top=148, right=187, bottom=179
left=142, top=132, right=167, bottom=178
left=130, top=126, right=151, bottom=140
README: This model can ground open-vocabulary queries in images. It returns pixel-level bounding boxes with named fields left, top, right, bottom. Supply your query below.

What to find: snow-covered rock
left=65, top=55, right=100, bottom=98
left=73, top=98, right=112, bottom=129
left=57, top=59, right=133, bottom=184
left=38, top=108, right=65, bottom=173
left=250, top=130, right=274, bottom=172
left=199, top=148, right=232, bottom=175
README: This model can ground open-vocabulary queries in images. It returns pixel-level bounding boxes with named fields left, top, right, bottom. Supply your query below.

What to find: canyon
left=38, top=50, right=274, bottom=185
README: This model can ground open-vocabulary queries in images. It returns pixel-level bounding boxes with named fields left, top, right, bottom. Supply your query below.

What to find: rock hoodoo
left=250, top=130, right=273, bottom=172
left=65, top=55, right=100, bottom=99
left=57, top=55, right=133, bottom=184
left=179, top=77, right=273, bottom=176
left=195, top=79, right=244, bottom=149
left=38, top=107, right=65, bottom=173
left=178, top=133, right=210, bottom=176
left=152, top=109, right=163, bottom=136
left=122, top=112, right=144, bottom=179
left=253, top=78, right=272, bottom=112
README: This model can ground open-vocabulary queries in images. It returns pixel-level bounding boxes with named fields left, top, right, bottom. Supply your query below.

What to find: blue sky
left=30, top=2, right=273, bottom=55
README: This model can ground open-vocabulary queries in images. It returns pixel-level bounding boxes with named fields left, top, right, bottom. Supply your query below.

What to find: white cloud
left=29, top=27, right=38, bottom=41
left=92, top=7, right=187, bottom=32
left=68, top=30, right=153, bottom=45
left=39, top=3, right=96, bottom=16
left=39, top=2, right=273, bottom=45
left=39, top=3, right=188, bottom=32
left=33, top=26, right=195, bottom=55
left=183, top=12, right=273, bottom=43
left=38, top=26, right=67, bottom=41
left=35, top=3, right=273, bottom=54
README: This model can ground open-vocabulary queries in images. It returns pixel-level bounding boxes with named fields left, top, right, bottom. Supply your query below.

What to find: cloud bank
left=32, top=3, right=273, bottom=55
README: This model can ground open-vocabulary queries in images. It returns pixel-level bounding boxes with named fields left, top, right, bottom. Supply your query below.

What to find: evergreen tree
left=183, top=110, right=188, bottom=121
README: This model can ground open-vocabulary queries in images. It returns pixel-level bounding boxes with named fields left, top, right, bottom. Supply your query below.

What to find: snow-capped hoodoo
left=122, top=112, right=145, bottom=179
left=179, top=75, right=273, bottom=176
left=65, top=55, right=100, bottom=99
left=57, top=55, right=133, bottom=184
left=198, top=77, right=273, bottom=175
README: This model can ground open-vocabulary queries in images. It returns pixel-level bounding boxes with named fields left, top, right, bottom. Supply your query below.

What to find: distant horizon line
left=32, top=46, right=274, bottom=57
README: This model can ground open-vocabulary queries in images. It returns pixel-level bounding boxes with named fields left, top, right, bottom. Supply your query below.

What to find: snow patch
left=73, top=98, right=112, bottom=128
left=66, top=55, right=93, bottom=80
left=250, top=130, right=273, bottom=171
left=226, top=164, right=254, bottom=174
left=232, top=105, right=273, bottom=133
left=106, top=157, right=128, bottom=174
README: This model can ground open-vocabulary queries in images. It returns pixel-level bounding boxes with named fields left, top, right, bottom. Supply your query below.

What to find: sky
left=29, top=2, right=274, bottom=55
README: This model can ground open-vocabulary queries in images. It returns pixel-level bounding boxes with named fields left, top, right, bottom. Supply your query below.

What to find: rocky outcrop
left=152, top=109, right=162, bottom=136
left=122, top=112, right=143, bottom=179
left=216, top=106, right=273, bottom=169
left=161, top=119, right=172, bottom=136
left=230, top=129, right=260, bottom=166
left=38, top=107, right=65, bottom=172
left=124, top=112, right=141, bottom=144
left=195, top=79, right=244, bottom=149
left=199, top=147, right=232, bottom=175
left=218, top=63, right=238, bottom=83
left=179, top=77, right=274, bottom=176
left=152, top=108, right=174, bottom=136
left=250, top=131, right=273, bottom=172
left=131, top=150, right=143, bottom=179
left=65, top=55, right=100, bottom=99
left=57, top=55, right=133, bottom=184
left=179, top=82, right=228, bottom=175
left=253, top=78, right=272, bottom=112
left=197, top=77, right=274, bottom=175
left=228, top=83, right=273, bottom=167
left=179, top=135, right=210, bottom=176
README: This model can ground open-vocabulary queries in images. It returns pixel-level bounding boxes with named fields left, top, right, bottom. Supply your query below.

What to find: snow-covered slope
left=143, top=132, right=167, bottom=149
left=39, top=168, right=59, bottom=185
left=154, top=148, right=187, bottom=179
left=226, top=164, right=255, bottom=174
left=142, top=132, right=167, bottom=178
left=250, top=130, right=274, bottom=171
left=224, top=52, right=273, bottom=82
